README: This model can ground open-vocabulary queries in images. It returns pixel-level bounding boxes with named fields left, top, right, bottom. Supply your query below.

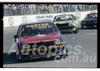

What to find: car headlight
left=55, top=39, right=60, bottom=45
left=22, top=44, right=30, bottom=49
left=54, top=39, right=64, bottom=45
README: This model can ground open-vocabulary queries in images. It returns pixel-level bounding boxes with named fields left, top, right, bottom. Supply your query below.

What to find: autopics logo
left=7, top=42, right=96, bottom=64
left=8, top=17, right=13, bottom=26
left=54, top=45, right=96, bottom=63
left=22, top=16, right=27, bottom=23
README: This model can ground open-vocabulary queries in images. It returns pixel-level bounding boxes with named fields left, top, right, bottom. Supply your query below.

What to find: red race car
left=14, top=21, right=68, bottom=61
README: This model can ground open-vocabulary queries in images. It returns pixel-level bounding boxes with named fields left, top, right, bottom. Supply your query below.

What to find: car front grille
left=56, top=23, right=69, bottom=27
left=29, top=41, right=54, bottom=48
left=86, top=21, right=97, bottom=24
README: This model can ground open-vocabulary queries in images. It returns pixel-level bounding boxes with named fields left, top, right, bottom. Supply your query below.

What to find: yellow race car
left=53, top=14, right=79, bottom=33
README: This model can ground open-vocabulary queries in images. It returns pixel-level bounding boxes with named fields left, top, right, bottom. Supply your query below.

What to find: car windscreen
left=53, top=15, right=76, bottom=22
left=85, top=13, right=97, bottom=19
left=19, top=23, right=59, bottom=37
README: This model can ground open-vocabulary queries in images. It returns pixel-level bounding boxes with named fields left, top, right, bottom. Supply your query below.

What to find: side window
left=17, top=25, right=21, bottom=37
left=71, top=15, right=76, bottom=20
left=53, top=16, right=57, bottom=22
left=85, top=14, right=88, bottom=19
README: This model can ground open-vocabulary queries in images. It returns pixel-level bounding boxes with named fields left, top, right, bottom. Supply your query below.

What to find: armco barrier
left=3, top=10, right=97, bottom=27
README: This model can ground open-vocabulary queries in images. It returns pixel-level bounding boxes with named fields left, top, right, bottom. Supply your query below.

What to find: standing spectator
left=16, top=4, right=21, bottom=15
left=4, top=4, right=8, bottom=16
left=41, top=4, right=45, bottom=14
left=78, top=5, right=82, bottom=11
left=68, top=4, right=71, bottom=12
left=89, top=5, right=92, bottom=10
left=48, top=4, right=53, bottom=13
left=91, top=5, right=94, bottom=10
left=70, top=4, right=77, bottom=11
left=70, top=4, right=74, bottom=11
left=59, top=4, right=62, bottom=13
left=74, top=4, right=78, bottom=11
left=56, top=4, right=59, bottom=13
left=29, top=4, right=33, bottom=14
left=63, top=4, right=66, bottom=12
left=53, top=4, right=58, bottom=13
left=32, top=4, right=36, bottom=14
left=24, top=4, right=30, bottom=14
left=11, top=4, right=17, bottom=15
left=7, top=4, right=13, bottom=16
left=86, top=4, right=90, bottom=10
left=35, top=4, right=39, bottom=14
left=21, top=4, right=25, bottom=15
left=82, top=4, right=86, bottom=11
left=93, top=5, right=97, bottom=10
left=46, top=4, right=49, bottom=13
left=65, top=4, right=69, bottom=12
left=38, top=4, right=41, bottom=14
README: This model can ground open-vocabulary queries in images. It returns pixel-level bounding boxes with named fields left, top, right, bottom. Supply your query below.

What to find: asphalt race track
left=3, top=26, right=97, bottom=68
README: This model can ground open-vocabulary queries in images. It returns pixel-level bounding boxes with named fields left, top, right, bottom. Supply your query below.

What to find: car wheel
left=61, top=48, right=68, bottom=58
left=73, top=28, right=79, bottom=34
left=16, top=55, right=22, bottom=62
left=66, top=48, right=68, bottom=56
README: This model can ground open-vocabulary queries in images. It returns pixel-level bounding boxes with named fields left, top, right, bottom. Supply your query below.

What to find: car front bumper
left=18, top=45, right=68, bottom=60
left=82, top=23, right=97, bottom=27
left=56, top=24, right=76, bottom=31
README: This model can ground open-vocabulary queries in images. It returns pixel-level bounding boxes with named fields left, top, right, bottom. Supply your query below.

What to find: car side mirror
left=14, top=35, right=18, bottom=38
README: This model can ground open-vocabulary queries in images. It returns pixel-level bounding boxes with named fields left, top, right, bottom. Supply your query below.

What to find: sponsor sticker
left=8, top=17, right=13, bottom=26
left=26, top=23, right=49, bottom=28
left=22, top=16, right=27, bottom=23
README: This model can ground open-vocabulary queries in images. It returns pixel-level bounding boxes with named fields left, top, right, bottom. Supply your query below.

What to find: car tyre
left=16, top=54, right=22, bottom=62
left=73, top=28, right=79, bottom=34
left=66, top=48, right=68, bottom=56
left=61, top=48, right=68, bottom=58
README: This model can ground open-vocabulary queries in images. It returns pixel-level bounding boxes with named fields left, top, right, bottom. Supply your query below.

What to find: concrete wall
left=3, top=10, right=97, bottom=27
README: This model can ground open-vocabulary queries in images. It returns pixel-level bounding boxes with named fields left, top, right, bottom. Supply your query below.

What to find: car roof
left=20, top=21, right=54, bottom=26
left=88, top=13, right=97, bottom=15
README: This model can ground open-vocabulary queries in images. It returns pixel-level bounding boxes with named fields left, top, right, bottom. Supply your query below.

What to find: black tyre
left=66, top=48, right=68, bottom=56
left=73, top=28, right=79, bottom=34
left=16, top=55, right=22, bottom=62
left=61, top=48, right=68, bottom=58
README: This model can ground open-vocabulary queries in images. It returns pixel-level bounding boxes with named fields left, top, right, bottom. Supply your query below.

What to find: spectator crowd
left=4, top=4, right=97, bottom=16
